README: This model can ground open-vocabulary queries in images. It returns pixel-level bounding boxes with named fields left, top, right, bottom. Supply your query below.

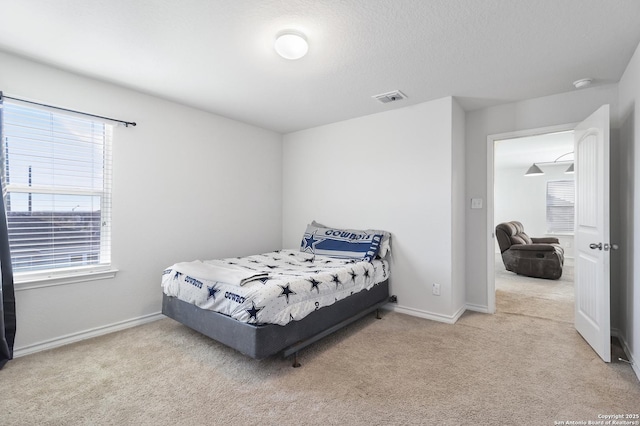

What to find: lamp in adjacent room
left=524, top=151, right=574, bottom=176
left=525, top=164, right=545, bottom=176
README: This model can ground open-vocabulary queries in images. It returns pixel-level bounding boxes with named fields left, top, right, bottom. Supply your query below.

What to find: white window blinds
left=546, top=180, right=574, bottom=234
left=1, top=101, right=112, bottom=274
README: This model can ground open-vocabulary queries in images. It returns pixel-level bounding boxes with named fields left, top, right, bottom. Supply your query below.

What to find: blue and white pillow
left=300, top=222, right=386, bottom=262
left=309, top=221, right=391, bottom=258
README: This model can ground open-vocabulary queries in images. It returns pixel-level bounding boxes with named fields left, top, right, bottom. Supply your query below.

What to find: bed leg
left=292, top=352, right=301, bottom=368
left=376, top=308, right=382, bottom=320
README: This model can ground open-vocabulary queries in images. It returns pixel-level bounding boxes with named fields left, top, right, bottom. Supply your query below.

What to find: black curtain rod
left=0, top=91, right=136, bottom=127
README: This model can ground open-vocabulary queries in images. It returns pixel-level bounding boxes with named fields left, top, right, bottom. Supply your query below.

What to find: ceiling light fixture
left=525, top=164, right=545, bottom=176
left=525, top=151, right=574, bottom=176
left=274, top=31, right=308, bottom=60
left=573, top=78, right=593, bottom=89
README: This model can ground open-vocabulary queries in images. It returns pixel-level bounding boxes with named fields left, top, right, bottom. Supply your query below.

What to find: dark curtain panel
left=0, top=192, right=16, bottom=369
left=0, top=100, right=16, bottom=370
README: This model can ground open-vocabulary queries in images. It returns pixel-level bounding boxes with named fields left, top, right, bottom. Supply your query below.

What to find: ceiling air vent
left=372, top=90, right=407, bottom=104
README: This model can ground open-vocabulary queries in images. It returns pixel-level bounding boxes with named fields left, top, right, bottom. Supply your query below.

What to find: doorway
left=486, top=124, right=578, bottom=319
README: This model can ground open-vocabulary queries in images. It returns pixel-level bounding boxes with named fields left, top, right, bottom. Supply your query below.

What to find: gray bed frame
left=162, top=279, right=392, bottom=367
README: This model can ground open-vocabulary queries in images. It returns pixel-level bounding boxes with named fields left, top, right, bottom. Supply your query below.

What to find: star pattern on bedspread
left=307, top=277, right=321, bottom=293
left=246, top=303, right=263, bottom=321
left=331, top=274, right=342, bottom=288
left=162, top=249, right=389, bottom=327
left=207, top=285, right=219, bottom=300
left=278, top=284, right=296, bottom=303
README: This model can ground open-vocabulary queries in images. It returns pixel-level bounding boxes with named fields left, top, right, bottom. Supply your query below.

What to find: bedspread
left=161, top=249, right=389, bottom=325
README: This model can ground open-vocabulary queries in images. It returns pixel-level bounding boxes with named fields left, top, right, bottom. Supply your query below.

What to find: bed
left=161, top=222, right=393, bottom=366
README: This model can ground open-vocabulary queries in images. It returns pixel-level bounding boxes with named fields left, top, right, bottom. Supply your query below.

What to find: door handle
left=604, top=243, right=619, bottom=251
left=589, top=243, right=602, bottom=250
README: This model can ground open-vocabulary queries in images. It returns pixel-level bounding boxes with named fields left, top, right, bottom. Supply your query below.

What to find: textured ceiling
left=1, top=0, right=639, bottom=134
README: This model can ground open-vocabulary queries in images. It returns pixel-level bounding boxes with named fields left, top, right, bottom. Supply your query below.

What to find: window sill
left=15, top=268, right=119, bottom=291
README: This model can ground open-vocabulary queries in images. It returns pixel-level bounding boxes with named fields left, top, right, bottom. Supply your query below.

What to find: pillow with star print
left=300, top=222, right=384, bottom=262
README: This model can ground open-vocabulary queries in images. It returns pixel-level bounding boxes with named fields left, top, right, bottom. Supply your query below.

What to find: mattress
left=161, top=249, right=389, bottom=326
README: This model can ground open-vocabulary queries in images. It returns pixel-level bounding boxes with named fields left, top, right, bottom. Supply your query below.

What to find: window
left=0, top=101, right=112, bottom=277
left=546, top=180, right=574, bottom=234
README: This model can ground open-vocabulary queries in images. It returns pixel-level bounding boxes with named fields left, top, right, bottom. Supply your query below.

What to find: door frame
left=486, top=122, right=578, bottom=313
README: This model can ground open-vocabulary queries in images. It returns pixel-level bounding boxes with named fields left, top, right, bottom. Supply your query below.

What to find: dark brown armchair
left=495, top=221, right=564, bottom=280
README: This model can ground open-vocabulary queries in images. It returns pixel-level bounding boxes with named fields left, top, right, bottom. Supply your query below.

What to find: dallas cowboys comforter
left=161, top=249, right=389, bottom=326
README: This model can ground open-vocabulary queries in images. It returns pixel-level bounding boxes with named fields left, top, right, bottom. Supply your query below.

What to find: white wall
left=451, top=100, right=466, bottom=314
left=618, top=40, right=640, bottom=377
left=282, top=97, right=465, bottom=322
left=494, top=163, right=575, bottom=258
left=0, top=52, right=283, bottom=354
left=465, top=84, right=619, bottom=309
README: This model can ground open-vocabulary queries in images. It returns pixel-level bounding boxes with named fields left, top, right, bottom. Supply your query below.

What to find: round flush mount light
left=274, top=31, right=308, bottom=60
left=573, top=78, right=593, bottom=89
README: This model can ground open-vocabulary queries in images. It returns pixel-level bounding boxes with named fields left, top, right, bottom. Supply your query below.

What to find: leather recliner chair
left=495, top=221, right=564, bottom=280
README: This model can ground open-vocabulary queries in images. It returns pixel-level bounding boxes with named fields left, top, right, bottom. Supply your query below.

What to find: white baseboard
left=465, top=303, right=490, bottom=314
left=384, top=303, right=465, bottom=324
left=611, top=328, right=640, bottom=381
left=451, top=305, right=466, bottom=322
left=13, top=312, right=165, bottom=358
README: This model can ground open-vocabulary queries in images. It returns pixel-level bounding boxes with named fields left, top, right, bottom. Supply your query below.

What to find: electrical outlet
left=432, top=283, right=441, bottom=296
left=471, top=198, right=483, bottom=209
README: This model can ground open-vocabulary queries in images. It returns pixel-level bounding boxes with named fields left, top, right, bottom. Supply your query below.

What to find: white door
left=574, top=104, right=611, bottom=362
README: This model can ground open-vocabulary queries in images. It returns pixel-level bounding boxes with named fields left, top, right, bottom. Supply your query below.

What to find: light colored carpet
left=496, top=254, right=575, bottom=323
left=1, top=300, right=638, bottom=425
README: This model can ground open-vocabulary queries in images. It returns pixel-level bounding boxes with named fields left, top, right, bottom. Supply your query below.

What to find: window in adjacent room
left=0, top=101, right=112, bottom=279
left=546, top=180, right=575, bottom=234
